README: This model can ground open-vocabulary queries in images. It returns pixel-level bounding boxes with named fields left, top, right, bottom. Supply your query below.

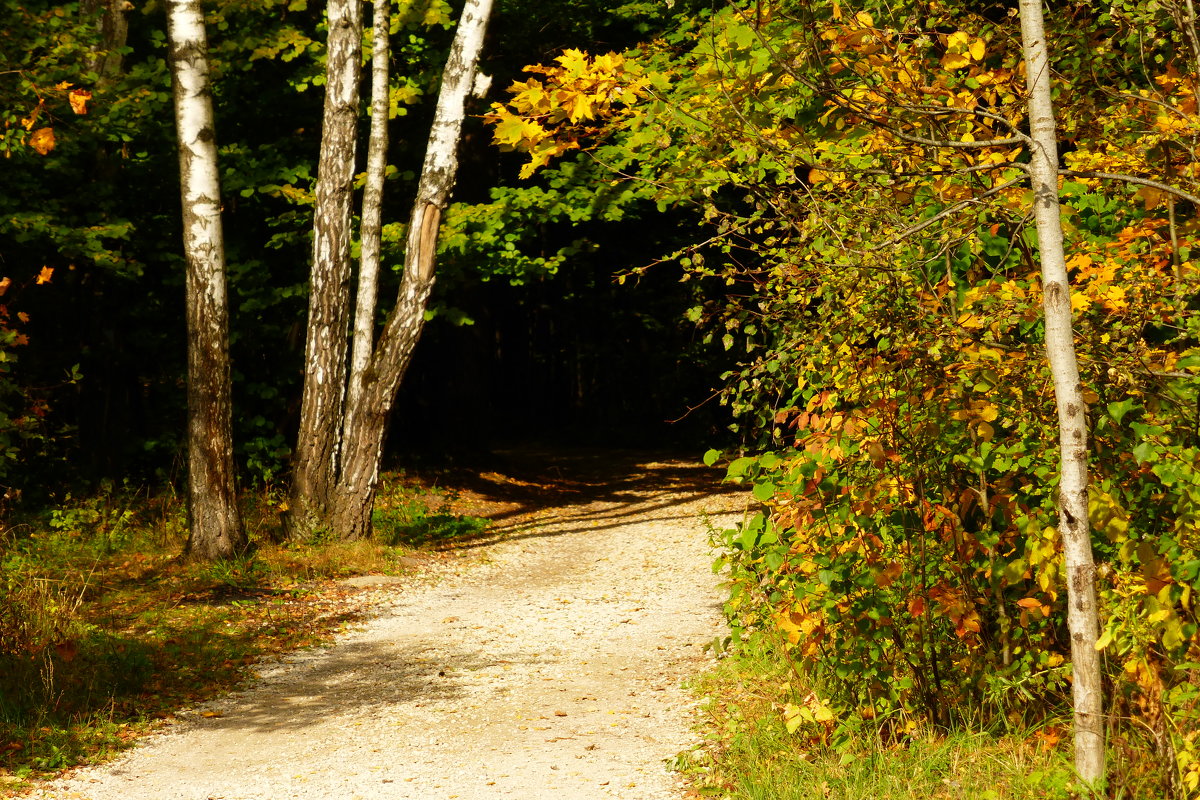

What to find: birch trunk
left=1017, top=0, right=1105, bottom=786
left=343, top=0, right=390, bottom=458
left=166, top=0, right=246, bottom=560
left=290, top=0, right=363, bottom=536
left=330, top=0, right=495, bottom=539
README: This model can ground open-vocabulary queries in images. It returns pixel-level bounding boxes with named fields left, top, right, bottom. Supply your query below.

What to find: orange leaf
left=69, top=89, right=92, bottom=115
left=16, top=311, right=28, bottom=323
left=30, top=127, right=56, bottom=155
left=0, top=277, right=9, bottom=297
left=1016, top=597, right=1042, bottom=609
left=20, top=100, right=44, bottom=130
left=36, top=266, right=54, bottom=284
left=908, top=595, right=926, bottom=616
left=877, top=560, right=904, bottom=588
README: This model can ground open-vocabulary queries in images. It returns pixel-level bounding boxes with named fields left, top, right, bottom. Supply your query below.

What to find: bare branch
left=1061, top=169, right=1200, bottom=206
left=871, top=175, right=1027, bottom=250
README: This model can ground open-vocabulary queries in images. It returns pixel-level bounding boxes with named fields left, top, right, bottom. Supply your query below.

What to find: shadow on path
left=396, top=447, right=746, bottom=550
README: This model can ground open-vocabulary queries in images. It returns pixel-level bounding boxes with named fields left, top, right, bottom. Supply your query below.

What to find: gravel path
left=30, top=456, right=739, bottom=800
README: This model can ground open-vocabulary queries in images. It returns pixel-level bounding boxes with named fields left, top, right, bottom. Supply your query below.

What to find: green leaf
left=1106, top=399, right=1137, bottom=424
left=727, top=456, right=756, bottom=477
left=752, top=482, right=776, bottom=502
left=1132, top=440, right=1158, bottom=465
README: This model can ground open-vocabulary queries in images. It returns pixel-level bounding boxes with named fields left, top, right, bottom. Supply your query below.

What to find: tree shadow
left=394, top=446, right=746, bottom=549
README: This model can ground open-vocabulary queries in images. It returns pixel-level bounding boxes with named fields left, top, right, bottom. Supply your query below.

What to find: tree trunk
left=1017, top=0, right=1105, bottom=787
left=290, top=0, right=363, bottom=536
left=83, top=0, right=129, bottom=80
left=166, top=0, right=246, bottom=560
left=330, top=0, right=495, bottom=539
left=343, top=0, right=390, bottom=463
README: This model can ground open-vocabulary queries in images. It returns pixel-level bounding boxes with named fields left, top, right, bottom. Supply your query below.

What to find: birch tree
left=289, top=0, right=363, bottom=534
left=1017, top=0, right=1105, bottom=786
left=291, top=0, right=495, bottom=539
left=166, top=0, right=246, bottom=560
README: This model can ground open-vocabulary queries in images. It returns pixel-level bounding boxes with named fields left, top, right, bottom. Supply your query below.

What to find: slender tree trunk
left=343, top=0, right=390, bottom=458
left=1017, top=0, right=1105, bottom=787
left=83, top=0, right=129, bottom=79
left=166, top=0, right=246, bottom=560
left=330, top=0, right=495, bottom=539
left=290, top=0, right=363, bottom=535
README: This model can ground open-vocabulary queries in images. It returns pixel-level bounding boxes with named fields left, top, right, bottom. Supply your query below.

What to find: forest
left=3, top=0, right=1200, bottom=795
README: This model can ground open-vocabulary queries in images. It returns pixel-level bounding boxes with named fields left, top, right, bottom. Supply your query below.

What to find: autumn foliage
left=491, top=0, right=1200, bottom=793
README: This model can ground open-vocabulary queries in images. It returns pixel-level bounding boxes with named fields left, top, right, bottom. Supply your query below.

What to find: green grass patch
left=0, top=473, right=487, bottom=792
left=371, top=478, right=490, bottom=548
left=679, top=636, right=1079, bottom=800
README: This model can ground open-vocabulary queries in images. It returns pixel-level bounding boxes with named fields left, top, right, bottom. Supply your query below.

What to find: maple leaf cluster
left=485, top=49, right=653, bottom=178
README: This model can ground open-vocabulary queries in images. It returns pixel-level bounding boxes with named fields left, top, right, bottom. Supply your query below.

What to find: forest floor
left=23, top=449, right=746, bottom=800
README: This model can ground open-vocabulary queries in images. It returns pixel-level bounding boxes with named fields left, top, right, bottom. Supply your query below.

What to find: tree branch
left=1061, top=169, right=1200, bottom=206
left=871, top=175, right=1026, bottom=250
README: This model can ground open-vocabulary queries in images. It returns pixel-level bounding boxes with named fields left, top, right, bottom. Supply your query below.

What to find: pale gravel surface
left=29, top=459, right=742, bottom=800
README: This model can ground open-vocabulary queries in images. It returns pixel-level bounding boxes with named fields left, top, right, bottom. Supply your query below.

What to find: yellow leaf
left=591, top=52, right=622, bottom=73
left=556, top=48, right=589, bottom=76
left=30, top=127, right=55, bottom=155
left=563, top=92, right=594, bottom=123
left=942, top=53, right=970, bottom=70
left=974, top=401, right=998, bottom=422
left=855, top=10, right=873, bottom=26
left=783, top=704, right=805, bottom=734
left=36, top=266, right=54, bottom=285
left=969, top=38, right=986, bottom=61
left=947, top=31, right=971, bottom=49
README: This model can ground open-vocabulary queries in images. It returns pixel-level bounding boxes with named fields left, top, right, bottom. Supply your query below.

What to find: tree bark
left=290, top=0, right=363, bottom=536
left=166, top=0, right=246, bottom=560
left=1017, top=0, right=1105, bottom=787
left=343, top=0, right=390, bottom=463
left=83, top=0, right=129, bottom=80
left=330, top=0, right=495, bottom=539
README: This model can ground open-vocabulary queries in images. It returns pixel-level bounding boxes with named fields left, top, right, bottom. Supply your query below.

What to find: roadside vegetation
left=0, top=475, right=487, bottom=792
left=681, top=636, right=1079, bottom=800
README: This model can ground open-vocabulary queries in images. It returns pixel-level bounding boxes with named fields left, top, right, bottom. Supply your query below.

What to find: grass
left=0, top=474, right=489, bottom=794
left=678, top=636, right=1081, bottom=800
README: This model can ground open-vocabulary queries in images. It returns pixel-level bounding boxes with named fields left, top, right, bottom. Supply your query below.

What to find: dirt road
left=30, top=452, right=741, bottom=800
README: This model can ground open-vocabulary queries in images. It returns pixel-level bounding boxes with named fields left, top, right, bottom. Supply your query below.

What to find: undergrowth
left=0, top=474, right=487, bottom=793
left=679, top=635, right=1079, bottom=800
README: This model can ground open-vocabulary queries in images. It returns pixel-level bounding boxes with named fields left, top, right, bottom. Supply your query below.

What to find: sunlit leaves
left=28, top=127, right=55, bottom=155
left=485, top=48, right=654, bottom=178
left=67, top=89, right=91, bottom=115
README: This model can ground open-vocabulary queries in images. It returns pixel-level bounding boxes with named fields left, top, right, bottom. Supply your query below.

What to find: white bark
left=344, top=0, right=390, bottom=451
left=290, top=0, right=363, bottom=533
left=1018, top=0, right=1105, bottom=786
left=167, top=0, right=245, bottom=559
left=330, top=0, right=495, bottom=539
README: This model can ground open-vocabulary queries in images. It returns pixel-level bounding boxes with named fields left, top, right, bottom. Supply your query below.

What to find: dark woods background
left=1, top=0, right=731, bottom=500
